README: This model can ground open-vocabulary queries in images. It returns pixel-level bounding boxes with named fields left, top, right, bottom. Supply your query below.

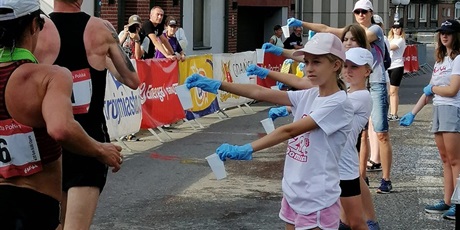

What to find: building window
left=443, top=8, right=451, bottom=17
left=456, top=8, right=460, bottom=19
left=431, top=4, right=438, bottom=20
left=408, top=4, right=415, bottom=20
left=193, top=0, right=210, bottom=49
left=420, top=4, right=427, bottom=22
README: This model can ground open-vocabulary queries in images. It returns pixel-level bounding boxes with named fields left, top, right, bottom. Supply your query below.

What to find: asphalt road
left=92, top=45, right=456, bottom=230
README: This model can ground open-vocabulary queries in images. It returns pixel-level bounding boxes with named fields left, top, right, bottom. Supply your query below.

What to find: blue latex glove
left=185, top=73, right=221, bottom=94
left=269, top=106, right=289, bottom=120
left=262, top=43, right=283, bottom=56
left=298, top=62, right=306, bottom=71
left=423, top=84, right=433, bottom=96
left=287, top=18, right=303, bottom=27
left=308, top=30, right=316, bottom=40
left=283, top=59, right=294, bottom=65
left=246, top=64, right=269, bottom=79
left=277, top=81, right=287, bottom=90
left=399, top=112, right=416, bottom=126
left=216, top=143, right=253, bottom=161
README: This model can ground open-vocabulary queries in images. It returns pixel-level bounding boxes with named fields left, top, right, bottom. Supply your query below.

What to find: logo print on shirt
left=433, top=65, right=447, bottom=74
left=286, top=114, right=310, bottom=163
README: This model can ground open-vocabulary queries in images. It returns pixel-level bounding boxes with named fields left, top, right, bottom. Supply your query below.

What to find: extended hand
left=277, top=81, right=287, bottom=90
left=423, top=84, right=433, bottom=96
left=283, top=59, right=294, bottom=65
left=287, top=18, right=303, bottom=27
left=399, top=112, right=416, bottom=126
left=185, top=73, right=222, bottom=94
left=246, top=64, right=269, bottom=79
left=97, top=143, right=123, bottom=173
left=296, top=63, right=305, bottom=78
left=262, top=43, right=283, bottom=56
left=216, top=143, right=253, bottom=161
left=269, top=106, right=289, bottom=120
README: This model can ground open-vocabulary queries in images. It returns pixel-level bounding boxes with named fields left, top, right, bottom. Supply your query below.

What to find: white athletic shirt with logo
left=285, top=88, right=353, bottom=215
left=432, top=56, right=460, bottom=108
left=339, top=90, right=372, bottom=180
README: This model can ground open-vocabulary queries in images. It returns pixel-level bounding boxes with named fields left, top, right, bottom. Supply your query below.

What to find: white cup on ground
left=205, top=153, right=227, bottom=180
left=260, top=118, right=275, bottom=134
left=281, top=25, right=290, bottom=38
left=256, top=49, right=264, bottom=64
left=174, top=84, right=193, bottom=110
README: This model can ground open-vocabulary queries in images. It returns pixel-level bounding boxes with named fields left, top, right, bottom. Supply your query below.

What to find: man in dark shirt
left=283, top=26, right=303, bottom=49
left=141, top=6, right=175, bottom=59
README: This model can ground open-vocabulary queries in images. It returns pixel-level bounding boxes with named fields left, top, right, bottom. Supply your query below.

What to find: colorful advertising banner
left=257, top=53, right=286, bottom=88
left=212, top=51, right=256, bottom=109
left=103, top=69, right=142, bottom=140
left=136, top=59, right=185, bottom=128
left=179, top=55, right=220, bottom=120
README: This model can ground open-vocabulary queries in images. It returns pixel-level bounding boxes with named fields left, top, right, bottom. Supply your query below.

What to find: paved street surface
left=92, top=45, right=456, bottom=230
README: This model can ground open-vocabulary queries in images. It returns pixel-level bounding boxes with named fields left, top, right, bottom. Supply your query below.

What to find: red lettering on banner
left=135, top=59, right=185, bottom=128
left=71, top=69, right=91, bottom=83
left=257, top=53, right=286, bottom=88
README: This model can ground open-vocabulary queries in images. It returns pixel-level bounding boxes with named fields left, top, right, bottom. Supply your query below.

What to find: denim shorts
left=431, top=105, right=460, bottom=133
left=370, top=83, right=389, bottom=132
left=279, top=197, right=340, bottom=230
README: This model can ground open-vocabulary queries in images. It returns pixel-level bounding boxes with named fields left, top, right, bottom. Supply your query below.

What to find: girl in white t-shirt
left=399, top=19, right=460, bottom=220
left=259, top=24, right=380, bottom=229
left=387, top=23, right=407, bottom=120
left=185, top=33, right=354, bottom=230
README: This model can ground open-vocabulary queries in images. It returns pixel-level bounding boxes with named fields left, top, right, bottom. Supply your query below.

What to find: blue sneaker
left=424, top=200, right=450, bottom=214
left=442, top=205, right=456, bottom=220
left=376, top=178, right=392, bottom=194
left=366, top=220, right=380, bottom=230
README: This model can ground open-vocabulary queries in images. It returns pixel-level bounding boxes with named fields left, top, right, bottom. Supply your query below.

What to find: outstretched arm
left=251, top=115, right=318, bottom=152
left=266, top=70, right=313, bottom=90
left=288, top=18, right=344, bottom=38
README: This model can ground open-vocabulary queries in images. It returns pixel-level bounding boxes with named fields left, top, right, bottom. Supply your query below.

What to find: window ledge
left=193, top=46, right=212, bottom=50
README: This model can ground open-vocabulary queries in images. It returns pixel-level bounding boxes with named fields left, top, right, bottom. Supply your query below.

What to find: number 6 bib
left=0, top=119, right=42, bottom=178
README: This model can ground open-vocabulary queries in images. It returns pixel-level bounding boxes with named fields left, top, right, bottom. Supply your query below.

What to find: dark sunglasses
left=354, top=9, right=369, bottom=15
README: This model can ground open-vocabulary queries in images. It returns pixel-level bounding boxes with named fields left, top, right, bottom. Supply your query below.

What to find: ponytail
left=336, top=76, right=347, bottom=91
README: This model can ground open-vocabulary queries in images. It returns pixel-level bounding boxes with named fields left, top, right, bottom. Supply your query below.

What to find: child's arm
left=430, top=76, right=460, bottom=97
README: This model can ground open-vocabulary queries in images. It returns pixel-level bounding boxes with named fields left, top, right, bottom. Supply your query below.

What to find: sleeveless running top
left=0, top=60, right=61, bottom=166
left=50, top=12, right=109, bottom=143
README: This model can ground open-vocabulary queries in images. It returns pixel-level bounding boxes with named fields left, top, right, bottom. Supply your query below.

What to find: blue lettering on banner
left=104, top=91, right=141, bottom=124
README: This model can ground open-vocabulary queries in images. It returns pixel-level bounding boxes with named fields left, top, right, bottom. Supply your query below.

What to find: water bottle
left=451, top=174, right=460, bottom=204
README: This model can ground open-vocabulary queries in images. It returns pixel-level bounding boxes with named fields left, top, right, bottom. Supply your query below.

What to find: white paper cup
left=270, top=86, right=280, bottom=90
left=256, top=49, right=264, bottom=64
left=174, top=84, right=193, bottom=110
left=260, top=118, right=275, bottom=134
left=205, top=153, right=227, bottom=180
left=281, top=25, right=290, bottom=38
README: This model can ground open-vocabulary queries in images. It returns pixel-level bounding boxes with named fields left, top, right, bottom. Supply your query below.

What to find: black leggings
left=0, top=185, right=60, bottom=230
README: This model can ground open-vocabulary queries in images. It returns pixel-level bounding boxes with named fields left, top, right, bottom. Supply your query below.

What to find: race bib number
left=0, top=119, right=42, bottom=178
left=71, top=69, right=92, bottom=114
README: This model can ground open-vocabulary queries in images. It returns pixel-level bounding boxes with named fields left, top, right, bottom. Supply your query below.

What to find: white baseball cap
left=345, top=47, right=374, bottom=67
left=0, top=0, right=40, bottom=21
left=293, top=33, right=346, bottom=62
left=373, top=15, right=384, bottom=24
left=353, top=0, right=374, bottom=12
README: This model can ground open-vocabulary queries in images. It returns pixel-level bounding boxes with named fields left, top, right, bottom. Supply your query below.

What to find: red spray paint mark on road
left=150, top=152, right=180, bottom=161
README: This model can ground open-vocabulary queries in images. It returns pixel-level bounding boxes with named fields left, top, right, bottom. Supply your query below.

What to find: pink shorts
left=279, top=197, right=340, bottom=230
